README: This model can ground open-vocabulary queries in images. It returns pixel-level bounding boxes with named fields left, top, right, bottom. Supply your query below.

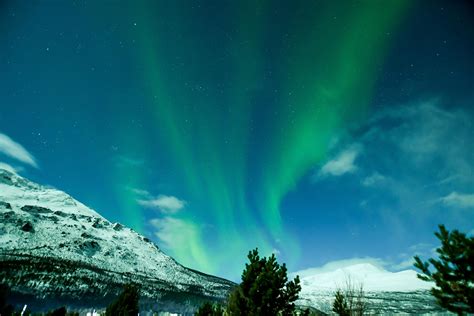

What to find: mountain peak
left=0, top=169, right=234, bottom=311
left=296, top=261, right=432, bottom=293
left=0, top=167, right=37, bottom=189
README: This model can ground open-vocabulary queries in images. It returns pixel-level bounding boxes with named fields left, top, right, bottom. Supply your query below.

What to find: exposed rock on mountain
left=0, top=168, right=234, bottom=312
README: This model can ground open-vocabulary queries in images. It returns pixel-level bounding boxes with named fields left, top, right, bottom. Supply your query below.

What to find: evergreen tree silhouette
left=195, top=302, right=223, bottom=316
left=105, top=284, right=139, bottom=316
left=47, top=306, right=67, bottom=316
left=0, top=284, right=14, bottom=316
left=414, top=225, right=474, bottom=313
left=226, top=248, right=301, bottom=315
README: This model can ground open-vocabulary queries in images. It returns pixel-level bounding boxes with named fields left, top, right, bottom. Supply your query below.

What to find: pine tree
left=414, top=225, right=474, bottom=313
left=332, top=290, right=350, bottom=316
left=0, top=284, right=7, bottom=311
left=195, top=302, right=223, bottom=316
left=105, top=284, right=140, bottom=316
left=46, top=306, right=67, bottom=316
left=0, top=284, right=14, bottom=316
left=226, top=248, right=301, bottom=316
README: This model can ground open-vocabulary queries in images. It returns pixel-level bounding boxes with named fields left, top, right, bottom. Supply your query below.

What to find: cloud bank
left=319, top=100, right=474, bottom=215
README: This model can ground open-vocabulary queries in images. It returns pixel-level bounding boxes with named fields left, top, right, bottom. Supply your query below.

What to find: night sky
left=1, top=0, right=473, bottom=280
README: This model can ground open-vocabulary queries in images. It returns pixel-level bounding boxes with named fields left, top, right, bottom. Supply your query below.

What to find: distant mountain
left=297, top=262, right=432, bottom=292
left=293, top=263, right=445, bottom=314
left=0, top=168, right=235, bottom=313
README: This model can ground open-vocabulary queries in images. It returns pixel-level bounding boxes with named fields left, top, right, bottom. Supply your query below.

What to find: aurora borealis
left=1, top=1, right=473, bottom=280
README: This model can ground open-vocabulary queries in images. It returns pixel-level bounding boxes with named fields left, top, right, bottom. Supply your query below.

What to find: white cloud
left=390, top=258, right=416, bottom=271
left=148, top=217, right=211, bottom=272
left=350, top=100, right=473, bottom=219
left=366, top=101, right=473, bottom=183
left=0, top=133, right=38, bottom=168
left=362, top=172, right=386, bottom=187
left=150, top=217, right=190, bottom=248
left=149, top=217, right=204, bottom=258
left=138, top=194, right=186, bottom=214
left=440, top=191, right=474, bottom=209
left=116, top=156, right=145, bottom=167
left=408, top=242, right=433, bottom=253
left=318, top=145, right=360, bottom=178
left=132, top=188, right=186, bottom=214
left=390, top=243, right=437, bottom=271
left=130, top=188, right=151, bottom=197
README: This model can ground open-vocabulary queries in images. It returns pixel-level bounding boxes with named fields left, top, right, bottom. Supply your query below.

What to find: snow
left=0, top=168, right=233, bottom=302
left=292, top=263, right=438, bottom=313
left=0, top=168, right=440, bottom=313
left=295, top=262, right=432, bottom=292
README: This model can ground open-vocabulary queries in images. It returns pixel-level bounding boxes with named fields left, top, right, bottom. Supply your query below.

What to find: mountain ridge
left=0, top=168, right=235, bottom=312
left=0, top=169, right=444, bottom=314
left=294, top=262, right=432, bottom=292
left=291, top=254, right=440, bottom=313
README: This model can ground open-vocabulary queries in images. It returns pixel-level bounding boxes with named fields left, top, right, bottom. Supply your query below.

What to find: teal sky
left=0, top=0, right=473, bottom=280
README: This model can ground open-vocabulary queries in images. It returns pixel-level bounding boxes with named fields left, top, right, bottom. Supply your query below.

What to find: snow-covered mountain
left=293, top=263, right=444, bottom=314
left=0, top=168, right=234, bottom=313
left=297, top=262, right=432, bottom=292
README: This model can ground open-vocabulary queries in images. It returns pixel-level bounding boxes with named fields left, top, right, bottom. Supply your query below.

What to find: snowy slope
left=293, top=263, right=441, bottom=313
left=0, top=168, right=234, bottom=311
left=297, top=263, right=432, bottom=292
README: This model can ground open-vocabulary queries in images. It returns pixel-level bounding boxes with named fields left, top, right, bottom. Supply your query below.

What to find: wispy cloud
left=131, top=188, right=151, bottom=196
left=271, top=248, right=281, bottom=256
left=148, top=217, right=211, bottom=271
left=116, top=155, right=145, bottom=167
left=138, top=195, right=186, bottom=214
left=150, top=217, right=193, bottom=248
left=317, top=145, right=361, bottom=178
left=440, top=191, right=474, bottom=209
left=390, top=258, right=416, bottom=270
left=362, top=172, right=386, bottom=187
left=292, top=257, right=387, bottom=278
left=0, top=133, right=38, bottom=168
left=390, top=243, right=437, bottom=271
left=365, top=101, right=473, bottom=184
left=348, top=100, right=473, bottom=215
left=133, top=188, right=186, bottom=214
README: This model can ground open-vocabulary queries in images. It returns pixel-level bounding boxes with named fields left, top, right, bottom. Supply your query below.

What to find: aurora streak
left=4, top=0, right=472, bottom=281
left=129, top=1, right=410, bottom=275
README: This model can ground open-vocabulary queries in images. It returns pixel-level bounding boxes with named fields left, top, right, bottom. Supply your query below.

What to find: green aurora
left=108, top=1, right=411, bottom=275
left=2, top=0, right=474, bottom=281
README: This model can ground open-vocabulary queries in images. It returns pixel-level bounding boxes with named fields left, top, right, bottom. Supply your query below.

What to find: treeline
left=2, top=225, right=473, bottom=315
left=195, top=224, right=474, bottom=315
left=0, top=283, right=137, bottom=316
left=0, top=289, right=77, bottom=316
